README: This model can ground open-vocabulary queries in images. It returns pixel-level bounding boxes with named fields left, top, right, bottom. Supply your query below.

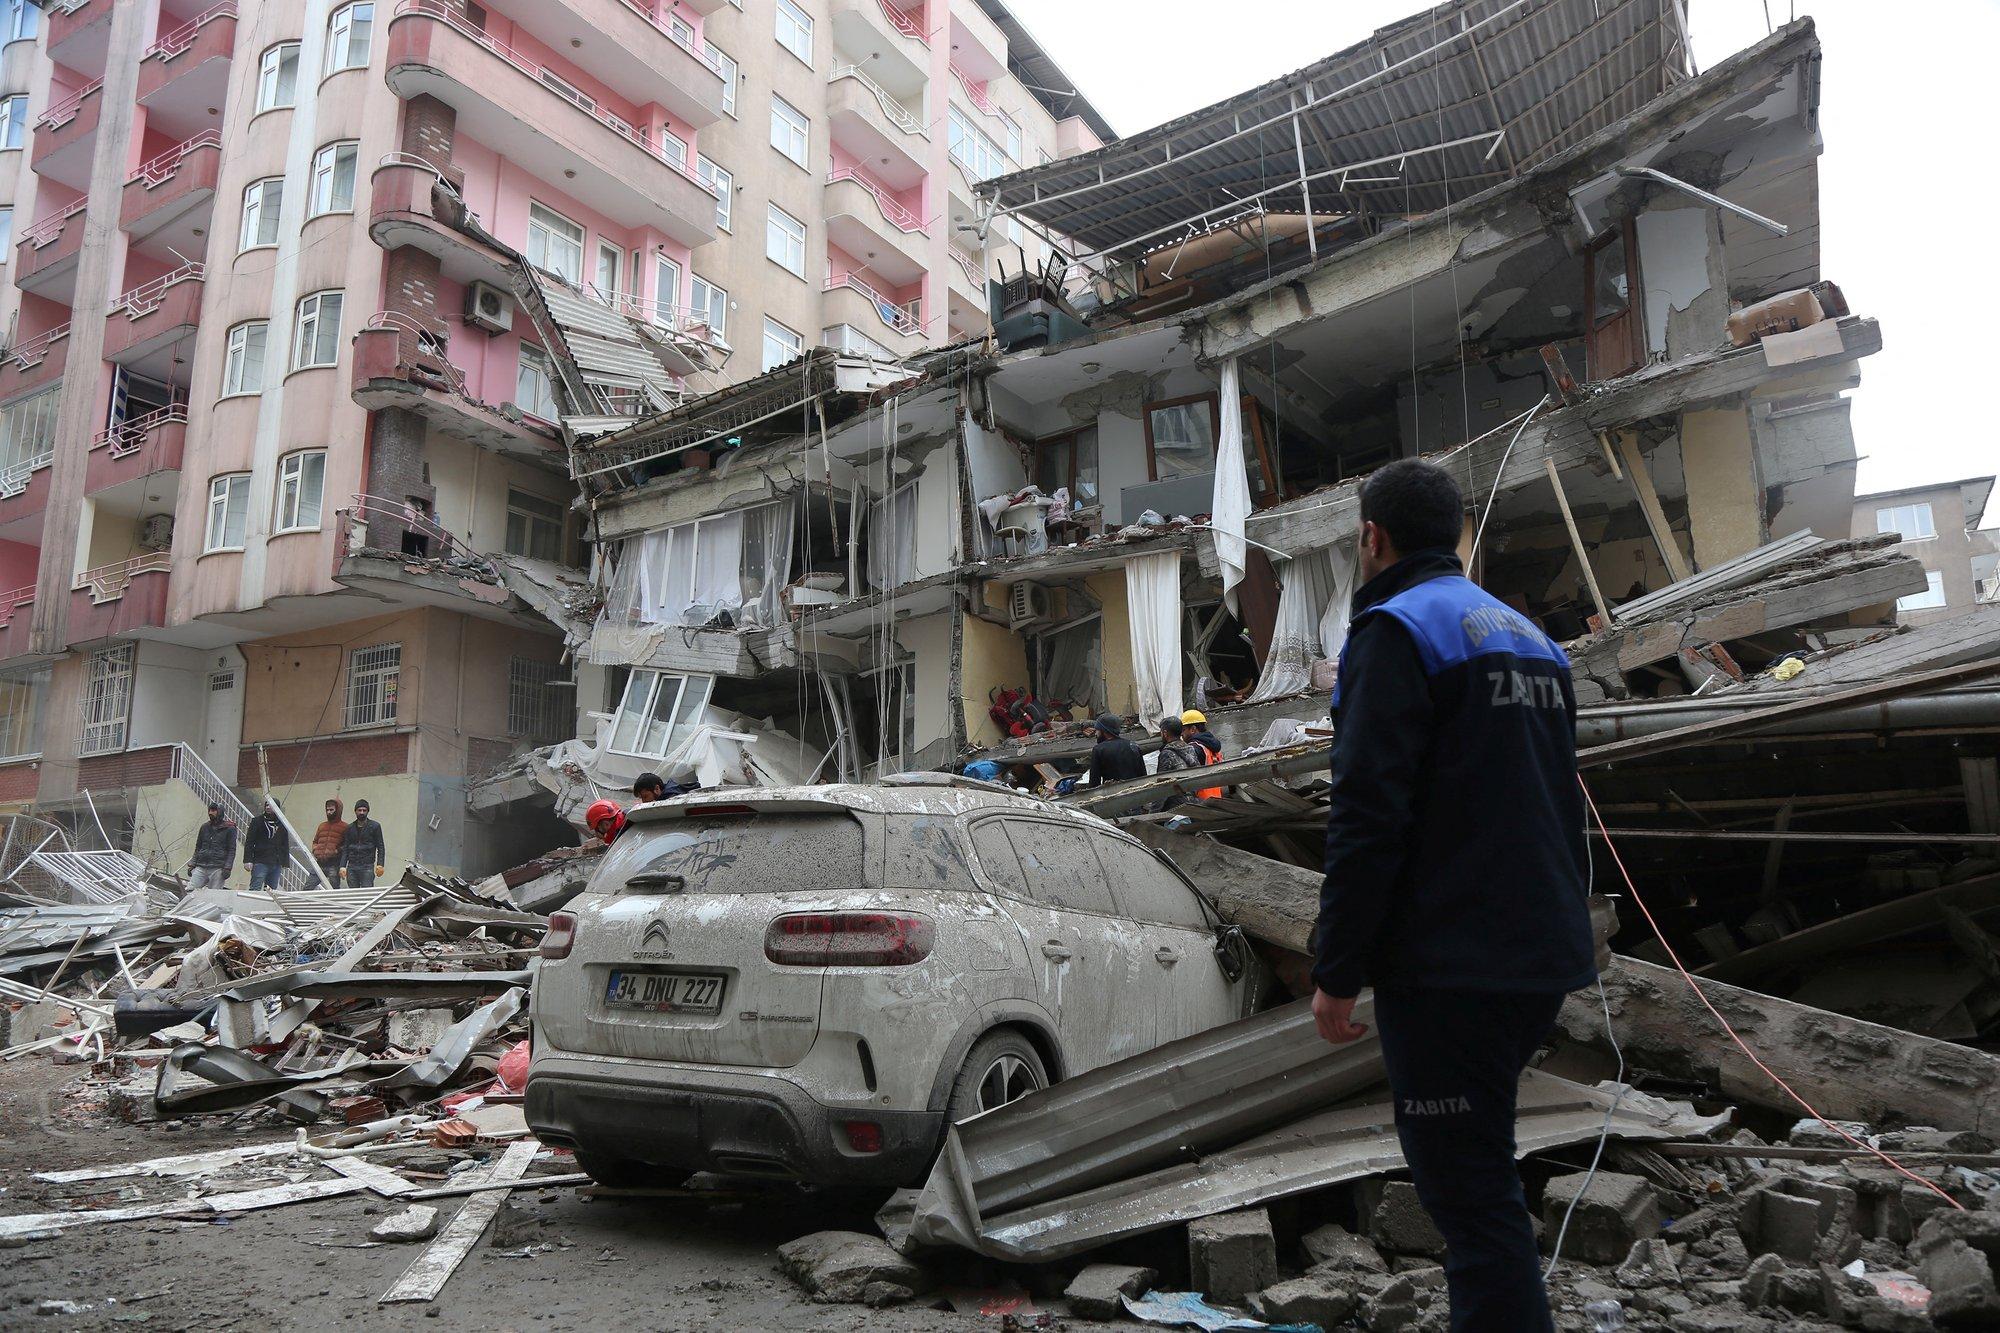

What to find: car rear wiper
left=624, top=872, right=687, bottom=893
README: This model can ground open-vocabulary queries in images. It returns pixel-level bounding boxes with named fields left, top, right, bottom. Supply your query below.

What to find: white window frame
left=1898, top=570, right=1949, bottom=613
left=690, top=275, right=727, bottom=340
left=205, top=473, right=250, bottom=552
left=594, top=240, right=621, bottom=297
left=292, top=290, right=344, bottom=370
left=309, top=140, right=358, bottom=215
left=346, top=642, right=401, bottom=729
left=707, top=42, right=738, bottom=117
left=1876, top=502, right=1938, bottom=543
left=257, top=42, right=300, bottom=111
left=526, top=202, right=585, bottom=284
left=325, top=1, right=373, bottom=75
left=0, top=662, right=49, bottom=762
left=506, top=656, right=567, bottom=744
left=770, top=95, right=809, bottom=167
left=240, top=177, right=283, bottom=250
left=608, top=669, right=715, bottom=759
left=505, top=487, right=566, bottom=563
left=0, top=206, right=12, bottom=251
left=0, top=95, right=26, bottom=150
left=654, top=253, right=683, bottom=326
left=948, top=105, right=1008, bottom=180
left=697, top=155, right=732, bottom=231
left=275, top=449, right=326, bottom=533
left=775, top=0, right=812, bottom=65
left=4, top=0, right=39, bottom=43
left=766, top=203, right=806, bottom=277
left=221, top=321, right=268, bottom=396
left=79, top=646, right=135, bottom=757
left=0, top=385, right=58, bottom=474
left=516, top=345, right=558, bottom=421
left=762, top=317, right=803, bottom=372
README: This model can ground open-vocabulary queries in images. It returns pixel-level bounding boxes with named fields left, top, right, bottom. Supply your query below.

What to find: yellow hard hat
left=1180, top=709, right=1207, bottom=725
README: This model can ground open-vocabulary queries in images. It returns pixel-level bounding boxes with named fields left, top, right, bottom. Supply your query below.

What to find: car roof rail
left=877, top=772, right=1061, bottom=807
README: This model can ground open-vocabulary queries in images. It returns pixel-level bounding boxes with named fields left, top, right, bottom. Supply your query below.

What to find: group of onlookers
left=182, top=797, right=389, bottom=890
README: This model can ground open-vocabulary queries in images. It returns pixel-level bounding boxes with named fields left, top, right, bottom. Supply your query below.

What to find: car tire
left=573, top=1150, right=691, bottom=1190
left=946, top=1029, right=1049, bottom=1123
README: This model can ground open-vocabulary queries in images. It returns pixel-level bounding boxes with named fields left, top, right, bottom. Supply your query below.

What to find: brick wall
left=384, top=247, right=443, bottom=330
left=466, top=736, right=513, bottom=779
left=238, top=732, right=412, bottom=788
left=364, top=407, right=435, bottom=550
left=0, top=760, right=38, bottom=804
left=76, top=745, right=176, bottom=791
left=400, top=93, right=463, bottom=191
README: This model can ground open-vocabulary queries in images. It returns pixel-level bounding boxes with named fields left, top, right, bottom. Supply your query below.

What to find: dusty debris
left=370, top=1206, right=440, bottom=1243
left=1063, top=1263, right=1157, bottom=1318
left=1187, top=1208, right=1279, bottom=1304
left=775, top=1231, right=930, bottom=1307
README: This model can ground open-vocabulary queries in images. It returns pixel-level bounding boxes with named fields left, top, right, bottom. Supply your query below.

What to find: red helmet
left=585, top=799, right=623, bottom=834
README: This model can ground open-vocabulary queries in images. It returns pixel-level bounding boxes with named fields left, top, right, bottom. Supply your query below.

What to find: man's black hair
left=633, top=772, right=665, bottom=796
left=1159, top=717, right=1185, bottom=736
left=1359, top=459, right=1465, bottom=555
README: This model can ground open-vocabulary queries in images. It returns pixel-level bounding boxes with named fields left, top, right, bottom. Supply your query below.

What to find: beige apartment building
left=0, top=0, right=1106, bottom=881
left=1852, top=476, right=2000, bottom=627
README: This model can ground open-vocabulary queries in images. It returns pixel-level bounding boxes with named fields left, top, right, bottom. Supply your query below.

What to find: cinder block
left=1063, top=1264, right=1154, bottom=1319
left=1369, top=1181, right=1447, bottom=1258
left=1188, top=1208, right=1279, bottom=1304
left=1541, top=1170, right=1661, bottom=1265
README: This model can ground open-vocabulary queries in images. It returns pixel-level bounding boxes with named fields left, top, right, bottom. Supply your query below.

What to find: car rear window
left=594, top=813, right=864, bottom=895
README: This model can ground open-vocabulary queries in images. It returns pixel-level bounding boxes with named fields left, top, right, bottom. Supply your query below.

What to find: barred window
left=79, top=645, right=134, bottom=756
left=507, top=657, right=567, bottom=745
left=346, top=642, right=400, bottom=728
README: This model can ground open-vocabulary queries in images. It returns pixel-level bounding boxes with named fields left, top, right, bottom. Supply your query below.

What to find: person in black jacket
left=1082, top=714, right=1145, bottom=787
left=1312, top=459, right=1594, bottom=1333
left=339, top=798, right=388, bottom=888
left=243, top=800, right=290, bottom=891
left=183, top=802, right=236, bottom=892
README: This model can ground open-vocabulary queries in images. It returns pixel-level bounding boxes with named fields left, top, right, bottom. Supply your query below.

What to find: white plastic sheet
left=867, top=484, right=919, bottom=590
left=1247, top=541, right=1354, bottom=703
left=1125, top=551, right=1184, bottom=731
left=1209, top=357, right=1251, bottom=616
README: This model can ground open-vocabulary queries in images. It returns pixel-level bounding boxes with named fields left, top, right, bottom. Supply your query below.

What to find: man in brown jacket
left=312, top=799, right=347, bottom=885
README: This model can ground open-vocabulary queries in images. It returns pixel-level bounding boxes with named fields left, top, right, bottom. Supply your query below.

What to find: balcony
left=831, top=0, right=929, bottom=98
left=12, top=200, right=89, bottom=301
left=104, top=265, right=204, bottom=379
left=45, top=0, right=112, bottom=74
left=0, top=583, right=33, bottom=659
left=122, top=131, right=221, bottom=251
left=0, top=448, right=54, bottom=535
left=828, top=66, right=929, bottom=181
left=386, top=1, right=720, bottom=241
left=368, top=155, right=516, bottom=286
left=946, top=246, right=991, bottom=333
left=948, top=3, right=1008, bottom=89
left=477, top=0, right=726, bottom=128
left=351, top=314, right=564, bottom=467
left=825, top=167, right=928, bottom=285
left=824, top=270, right=924, bottom=349
left=86, top=406, right=187, bottom=497
left=578, top=283, right=731, bottom=377
left=137, top=4, right=237, bottom=140
left=69, top=553, right=171, bottom=647
left=31, top=80, right=104, bottom=192
left=0, top=324, right=72, bottom=400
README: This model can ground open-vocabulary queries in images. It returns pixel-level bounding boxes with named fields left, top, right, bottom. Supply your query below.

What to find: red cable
left=1578, top=775, right=1965, bottom=1211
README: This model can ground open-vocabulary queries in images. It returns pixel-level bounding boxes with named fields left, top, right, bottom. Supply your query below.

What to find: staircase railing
left=166, top=742, right=331, bottom=892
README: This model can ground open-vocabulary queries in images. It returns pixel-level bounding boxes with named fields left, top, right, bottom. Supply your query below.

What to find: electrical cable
left=1467, top=394, right=1550, bottom=561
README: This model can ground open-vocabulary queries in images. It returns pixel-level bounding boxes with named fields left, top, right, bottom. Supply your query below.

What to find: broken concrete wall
left=959, top=611, right=1032, bottom=748
left=1635, top=203, right=1729, bottom=361
left=1083, top=569, right=1139, bottom=718
left=1755, top=396, right=1858, bottom=545
left=1395, top=350, right=1553, bottom=459
left=1682, top=406, right=1766, bottom=568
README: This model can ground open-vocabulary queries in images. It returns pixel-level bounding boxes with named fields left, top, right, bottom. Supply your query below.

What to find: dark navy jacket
left=1313, top=549, right=1595, bottom=997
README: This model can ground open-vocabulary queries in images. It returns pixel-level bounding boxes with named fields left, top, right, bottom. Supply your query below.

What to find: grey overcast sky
left=1000, top=0, right=1998, bottom=528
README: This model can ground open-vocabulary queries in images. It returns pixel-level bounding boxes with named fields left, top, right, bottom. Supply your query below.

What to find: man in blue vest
left=1311, top=459, right=1595, bottom=1332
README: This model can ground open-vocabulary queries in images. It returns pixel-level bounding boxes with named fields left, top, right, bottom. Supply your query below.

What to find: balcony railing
left=74, top=551, right=171, bottom=604
left=0, top=585, right=33, bottom=625
left=950, top=60, right=994, bottom=116
left=362, top=309, right=469, bottom=397
left=19, top=199, right=88, bottom=249
left=949, top=247, right=985, bottom=293
left=829, top=64, right=927, bottom=138
left=145, top=0, right=236, bottom=60
left=109, top=263, right=204, bottom=318
left=48, top=0, right=92, bottom=14
left=618, top=0, right=725, bottom=75
left=92, top=405, right=188, bottom=458
left=395, top=0, right=718, bottom=196
left=877, top=0, right=928, bottom=44
left=128, top=130, right=221, bottom=187
left=0, top=450, right=53, bottom=497
left=4, top=323, right=72, bottom=371
left=36, top=79, right=101, bottom=132
left=577, top=281, right=726, bottom=350
left=825, top=270, right=921, bottom=336
left=342, top=493, right=498, bottom=578
left=827, top=165, right=926, bottom=234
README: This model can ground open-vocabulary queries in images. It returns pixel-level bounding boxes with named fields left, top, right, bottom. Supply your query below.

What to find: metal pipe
left=1574, top=688, right=2000, bottom=747
left=1612, top=166, right=1787, bottom=236
left=1592, top=828, right=2000, bottom=847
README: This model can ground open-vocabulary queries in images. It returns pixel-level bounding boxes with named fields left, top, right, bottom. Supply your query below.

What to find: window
left=0, top=96, right=25, bottom=150
left=0, top=207, right=11, bottom=250
left=240, top=177, right=283, bottom=249
left=1144, top=394, right=1218, bottom=481
left=505, top=487, right=565, bottom=562
left=309, top=141, right=358, bottom=214
left=292, top=291, right=344, bottom=369
left=1898, top=571, right=1948, bottom=613
left=594, top=241, right=620, bottom=297
left=608, top=669, right=714, bottom=758
left=775, top=0, right=812, bottom=64
left=762, top=317, right=803, bottom=372
left=999, top=112, right=1023, bottom=163
left=325, top=1, right=373, bottom=75
left=970, top=820, right=1029, bottom=898
left=707, top=43, right=737, bottom=116
left=507, top=657, right=567, bottom=744
left=79, top=646, right=134, bottom=756
left=1091, top=835, right=1208, bottom=928
left=275, top=450, right=325, bottom=532
left=770, top=95, right=808, bottom=167
left=659, top=128, right=689, bottom=171
left=526, top=202, right=584, bottom=283
left=346, top=642, right=400, bottom=728
left=653, top=254, right=682, bottom=325
left=697, top=156, right=732, bottom=231
left=0, top=663, right=48, bottom=761
left=948, top=106, right=1008, bottom=180
left=205, top=473, right=250, bottom=551
left=222, top=321, right=268, bottom=395
left=766, top=204, right=805, bottom=276
left=515, top=346, right=557, bottom=420
left=0, top=385, right=59, bottom=474
left=4, top=0, right=39, bottom=42
left=1876, top=502, right=1937, bottom=542
left=257, top=42, right=300, bottom=110
left=1003, top=819, right=1119, bottom=915
left=1036, top=426, right=1100, bottom=508
left=690, top=276, right=727, bottom=339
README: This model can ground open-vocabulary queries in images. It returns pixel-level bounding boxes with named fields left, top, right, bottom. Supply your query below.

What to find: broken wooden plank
left=1613, top=431, right=1692, bottom=583
left=1545, top=457, right=1612, bottom=625
left=379, top=1140, right=538, bottom=1304
left=1698, top=872, right=2000, bottom=984
left=324, top=1156, right=421, bottom=1198
left=34, top=1142, right=296, bottom=1184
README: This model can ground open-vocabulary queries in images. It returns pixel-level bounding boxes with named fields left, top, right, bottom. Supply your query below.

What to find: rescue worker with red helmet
left=585, top=799, right=627, bottom=844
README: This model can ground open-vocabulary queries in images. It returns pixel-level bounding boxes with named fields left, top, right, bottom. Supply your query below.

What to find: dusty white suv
left=526, top=777, right=1260, bottom=1187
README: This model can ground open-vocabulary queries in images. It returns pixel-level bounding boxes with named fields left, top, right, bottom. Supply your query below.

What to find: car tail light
left=843, top=1120, right=883, bottom=1154
left=541, top=912, right=577, bottom=961
left=763, top=912, right=934, bottom=967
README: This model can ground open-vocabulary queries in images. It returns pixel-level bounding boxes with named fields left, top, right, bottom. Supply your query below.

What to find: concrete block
left=1614, top=1237, right=1682, bottom=1288
left=1062, top=1264, right=1154, bottom=1319
left=1368, top=1181, right=1446, bottom=1258
left=1737, top=1176, right=1861, bottom=1265
left=1251, top=1272, right=1357, bottom=1329
left=1541, top=1170, right=1662, bottom=1265
left=369, top=1205, right=438, bottom=1242
left=776, top=1231, right=929, bottom=1307
left=1740, top=1252, right=1824, bottom=1314
left=1187, top=1208, right=1279, bottom=1304
left=1922, top=1239, right=2000, bottom=1325
left=1301, top=1222, right=1388, bottom=1274
left=387, top=1007, right=455, bottom=1053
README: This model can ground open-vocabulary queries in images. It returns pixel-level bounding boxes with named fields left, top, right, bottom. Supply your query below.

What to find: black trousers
left=1373, top=986, right=1566, bottom=1333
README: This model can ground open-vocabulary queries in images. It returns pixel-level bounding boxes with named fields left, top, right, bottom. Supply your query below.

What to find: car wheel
left=946, top=1029, right=1049, bottom=1123
left=573, top=1150, right=691, bottom=1190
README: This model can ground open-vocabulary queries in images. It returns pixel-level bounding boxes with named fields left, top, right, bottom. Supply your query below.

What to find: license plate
left=604, top=970, right=726, bottom=1014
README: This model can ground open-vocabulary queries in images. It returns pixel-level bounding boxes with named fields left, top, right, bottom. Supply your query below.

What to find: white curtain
left=690, top=511, right=744, bottom=625
left=604, top=514, right=755, bottom=628
left=866, top=484, right=918, bottom=591
left=1126, top=550, right=1184, bottom=732
left=742, top=496, right=799, bottom=628
left=1248, top=540, right=1355, bottom=703
left=1210, top=356, right=1251, bottom=616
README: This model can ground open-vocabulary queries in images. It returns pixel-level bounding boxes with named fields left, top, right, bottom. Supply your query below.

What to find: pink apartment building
left=0, top=0, right=1105, bottom=878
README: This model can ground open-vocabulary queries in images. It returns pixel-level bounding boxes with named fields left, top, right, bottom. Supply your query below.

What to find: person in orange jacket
left=311, top=799, right=348, bottom=884
left=1181, top=709, right=1226, bottom=800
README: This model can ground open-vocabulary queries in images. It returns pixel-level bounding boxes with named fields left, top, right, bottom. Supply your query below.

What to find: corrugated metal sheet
left=536, top=281, right=679, bottom=408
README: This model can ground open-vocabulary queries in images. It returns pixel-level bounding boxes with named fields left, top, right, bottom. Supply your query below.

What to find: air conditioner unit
left=139, top=514, right=174, bottom=551
left=1008, top=581, right=1050, bottom=628
left=466, top=281, right=514, bottom=334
